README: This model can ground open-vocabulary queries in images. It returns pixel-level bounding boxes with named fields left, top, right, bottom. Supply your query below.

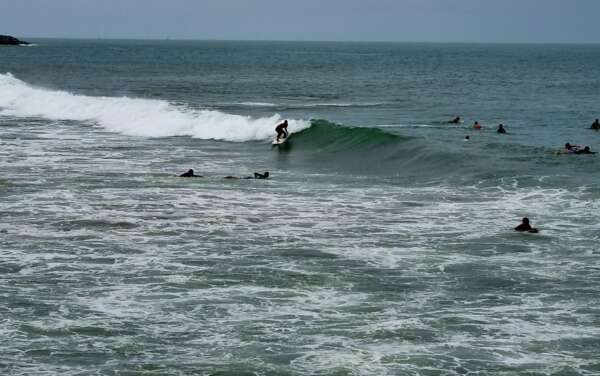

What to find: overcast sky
left=2, top=0, right=600, bottom=43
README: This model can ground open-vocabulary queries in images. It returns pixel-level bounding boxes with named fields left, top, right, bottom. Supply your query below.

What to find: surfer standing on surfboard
left=275, top=120, right=288, bottom=141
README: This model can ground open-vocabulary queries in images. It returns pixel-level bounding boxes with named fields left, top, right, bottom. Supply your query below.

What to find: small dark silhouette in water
left=251, top=172, right=269, bottom=179
left=515, top=217, right=538, bottom=233
left=561, top=143, right=595, bottom=155
left=224, top=171, right=270, bottom=180
left=448, top=116, right=461, bottom=124
left=179, top=169, right=202, bottom=177
left=473, top=121, right=482, bottom=130
left=575, top=146, right=596, bottom=154
left=464, top=135, right=470, bottom=141
left=591, top=119, right=600, bottom=130
left=497, top=124, right=507, bottom=134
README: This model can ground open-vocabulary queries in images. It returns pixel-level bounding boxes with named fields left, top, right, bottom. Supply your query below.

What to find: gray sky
left=2, top=0, right=600, bottom=43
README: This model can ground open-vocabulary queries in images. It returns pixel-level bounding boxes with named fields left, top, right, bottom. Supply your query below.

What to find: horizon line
left=13, top=35, right=600, bottom=46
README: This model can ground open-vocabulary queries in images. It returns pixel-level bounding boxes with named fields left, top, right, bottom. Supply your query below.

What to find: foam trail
left=0, top=73, right=310, bottom=142
left=237, top=102, right=278, bottom=107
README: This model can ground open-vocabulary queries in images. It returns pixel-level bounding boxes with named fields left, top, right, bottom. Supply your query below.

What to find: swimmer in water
left=575, top=146, right=596, bottom=154
left=449, top=116, right=461, bottom=124
left=591, top=119, right=600, bottom=130
left=179, top=169, right=202, bottom=177
left=515, top=217, right=539, bottom=233
left=473, top=121, right=482, bottom=130
left=464, top=135, right=470, bottom=141
left=497, top=124, right=507, bottom=134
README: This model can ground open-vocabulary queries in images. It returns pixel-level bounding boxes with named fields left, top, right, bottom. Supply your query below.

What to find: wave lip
left=0, top=73, right=310, bottom=142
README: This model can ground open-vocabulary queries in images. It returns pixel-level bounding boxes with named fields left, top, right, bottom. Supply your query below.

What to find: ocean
left=1, top=39, right=600, bottom=375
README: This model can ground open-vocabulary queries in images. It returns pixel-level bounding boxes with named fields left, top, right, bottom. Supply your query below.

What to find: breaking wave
left=0, top=73, right=310, bottom=142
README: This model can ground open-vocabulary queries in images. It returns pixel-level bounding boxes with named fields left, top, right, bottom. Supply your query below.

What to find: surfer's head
left=263, top=171, right=269, bottom=178
left=565, top=143, right=572, bottom=149
left=522, top=217, right=530, bottom=224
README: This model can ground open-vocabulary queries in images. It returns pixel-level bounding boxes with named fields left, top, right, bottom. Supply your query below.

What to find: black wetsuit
left=515, top=222, right=538, bottom=233
left=515, top=223, right=532, bottom=232
left=243, top=172, right=270, bottom=179
left=254, top=172, right=269, bottom=179
left=180, top=169, right=201, bottom=177
left=275, top=124, right=288, bottom=140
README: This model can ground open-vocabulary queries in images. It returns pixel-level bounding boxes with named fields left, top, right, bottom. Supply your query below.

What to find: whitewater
left=2, top=40, right=600, bottom=376
left=0, top=73, right=310, bottom=141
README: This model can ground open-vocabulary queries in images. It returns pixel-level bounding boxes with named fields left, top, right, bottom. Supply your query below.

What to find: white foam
left=236, top=102, right=277, bottom=107
left=300, top=102, right=385, bottom=108
left=0, top=73, right=310, bottom=142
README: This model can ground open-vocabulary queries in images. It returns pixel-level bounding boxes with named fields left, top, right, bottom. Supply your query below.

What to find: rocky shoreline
left=0, top=35, right=30, bottom=45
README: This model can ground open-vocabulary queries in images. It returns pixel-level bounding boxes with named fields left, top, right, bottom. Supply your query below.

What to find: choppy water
left=1, top=40, right=600, bottom=375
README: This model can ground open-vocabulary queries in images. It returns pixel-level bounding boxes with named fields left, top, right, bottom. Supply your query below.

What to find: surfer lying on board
left=275, top=120, right=288, bottom=141
left=180, top=169, right=202, bottom=177
left=557, top=143, right=595, bottom=155
left=560, top=143, right=577, bottom=154
left=515, top=217, right=539, bottom=233
left=224, top=172, right=270, bottom=180
left=251, top=172, right=269, bottom=179
left=448, top=116, right=461, bottom=124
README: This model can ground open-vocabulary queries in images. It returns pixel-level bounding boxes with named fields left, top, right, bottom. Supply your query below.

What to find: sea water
left=1, top=40, right=600, bottom=375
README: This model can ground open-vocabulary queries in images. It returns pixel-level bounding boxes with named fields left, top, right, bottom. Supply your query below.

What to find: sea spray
left=0, top=73, right=310, bottom=142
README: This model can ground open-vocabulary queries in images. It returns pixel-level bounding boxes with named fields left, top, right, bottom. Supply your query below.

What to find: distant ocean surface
left=1, top=40, right=600, bottom=375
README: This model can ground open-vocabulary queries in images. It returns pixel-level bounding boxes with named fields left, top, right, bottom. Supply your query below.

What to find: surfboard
left=272, top=136, right=289, bottom=146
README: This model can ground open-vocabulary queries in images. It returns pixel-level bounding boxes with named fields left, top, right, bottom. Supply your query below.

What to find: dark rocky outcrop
left=0, top=35, right=30, bottom=45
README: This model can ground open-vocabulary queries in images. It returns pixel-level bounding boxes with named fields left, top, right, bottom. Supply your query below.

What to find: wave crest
left=0, top=73, right=310, bottom=142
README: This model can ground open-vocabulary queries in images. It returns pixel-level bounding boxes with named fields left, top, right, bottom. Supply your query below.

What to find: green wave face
left=283, top=120, right=472, bottom=179
left=294, top=119, right=406, bottom=150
